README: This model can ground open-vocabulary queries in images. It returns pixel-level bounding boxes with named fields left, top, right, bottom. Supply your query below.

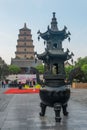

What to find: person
left=18, top=82, right=22, bottom=89
left=2, top=80, right=5, bottom=88
left=33, top=80, right=36, bottom=86
left=30, top=81, right=33, bottom=87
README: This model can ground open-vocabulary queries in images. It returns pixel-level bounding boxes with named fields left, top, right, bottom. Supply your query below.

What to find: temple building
left=11, top=23, right=41, bottom=73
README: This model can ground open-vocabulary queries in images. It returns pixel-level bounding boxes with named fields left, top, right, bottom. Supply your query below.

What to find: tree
left=65, top=65, right=73, bottom=80
left=0, top=64, right=9, bottom=80
left=68, top=67, right=85, bottom=83
left=74, top=56, right=87, bottom=82
left=81, top=64, right=87, bottom=82
left=35, top=64, right=44, bottom=74
left=8, top=65, right=21, bottom=74
left=75, top=56, right=87, bottom=67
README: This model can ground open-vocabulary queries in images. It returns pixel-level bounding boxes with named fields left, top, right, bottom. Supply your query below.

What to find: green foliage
left=74, top=56, right=87, bottom=82
left=0, top=64, right=9, bottom=79
left=8, top=65, right=21, bottom=74
left=35, top=64, right=44, bottom=74
left=81, top=64, right=87, bottom=82
left=65, top=65, right=73, bottom=80
left=75, top=56, right=87, bottom=67
left=81, top=64, right=87, bottom=73
left=65, top=56, right=87, bottom=82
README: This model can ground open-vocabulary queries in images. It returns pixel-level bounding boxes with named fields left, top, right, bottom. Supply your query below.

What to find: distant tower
left=15, top=23, right=34, bottom=59
left=11, top=23, right=41, bottom=73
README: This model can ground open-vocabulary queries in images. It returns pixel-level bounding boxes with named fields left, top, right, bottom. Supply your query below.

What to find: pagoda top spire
left=51, top=12, right=58, bottom=31
left=53, top=12, right=56, bottom=18
left=24, top=23, right=27, bottom=28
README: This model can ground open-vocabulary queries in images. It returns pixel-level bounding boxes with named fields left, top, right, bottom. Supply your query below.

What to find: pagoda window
left=24, top=42, right=26, bottom=46
left=53, top=43, right=57, bottom=49
left=24, top=37, right=26, bottom=40
left=24, top=48, right=26, bottom=51
left=53, top=25, right=56, bottom=28
left=24, top=55, right=26, bottom=58
left=30, top=56, right=34, bottom=59
left=24, top=32, right=26, bottom=35
left=48, top=41, right=51, bottom=44
left=52, top=63, right=58, bottom=74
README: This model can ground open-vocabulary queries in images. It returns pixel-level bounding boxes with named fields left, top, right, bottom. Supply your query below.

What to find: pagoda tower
left=15, top=23, right=34, bottom=59
left=11, top=23, right=41, bottom=73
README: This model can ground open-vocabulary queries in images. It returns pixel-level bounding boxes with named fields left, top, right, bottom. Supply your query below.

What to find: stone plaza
left=0, top=87, right=87, bottom=130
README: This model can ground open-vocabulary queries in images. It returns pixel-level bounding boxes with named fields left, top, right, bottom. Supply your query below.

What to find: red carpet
left=4, top=88, right=40, bottom=94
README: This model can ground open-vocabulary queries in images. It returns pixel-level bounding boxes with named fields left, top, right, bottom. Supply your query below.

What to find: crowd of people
left=0, top=79, right=37, bottom=89
left=1, top=80, right=8, bottom=88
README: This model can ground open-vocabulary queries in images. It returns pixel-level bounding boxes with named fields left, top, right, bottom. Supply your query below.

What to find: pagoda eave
left=20, top=28, right=31, bottom=31
left=37, top=52, right=68, bottom=61
left=40, top=29, right=67, bottom=41
left=49, top=29, right=66, bottom=35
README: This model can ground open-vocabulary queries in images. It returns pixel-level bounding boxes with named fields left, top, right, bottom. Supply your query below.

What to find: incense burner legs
left=54, top=103, right=61, bottom=122
left=39, top=102, right=68, bottom=122
left=62, top=103, right=68, bottom=116
left=39, top=102, right=47, bottom=116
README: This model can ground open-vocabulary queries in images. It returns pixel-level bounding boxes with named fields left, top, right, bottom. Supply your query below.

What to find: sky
left=0, top=0, right=87, bottom=64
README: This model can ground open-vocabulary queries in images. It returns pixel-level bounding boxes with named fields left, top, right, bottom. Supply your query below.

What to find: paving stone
left=0, top=88, right=87, bottom=129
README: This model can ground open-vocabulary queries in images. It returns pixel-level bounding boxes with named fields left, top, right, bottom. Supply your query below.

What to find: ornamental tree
left=8, top=65, right=21, bottom=74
